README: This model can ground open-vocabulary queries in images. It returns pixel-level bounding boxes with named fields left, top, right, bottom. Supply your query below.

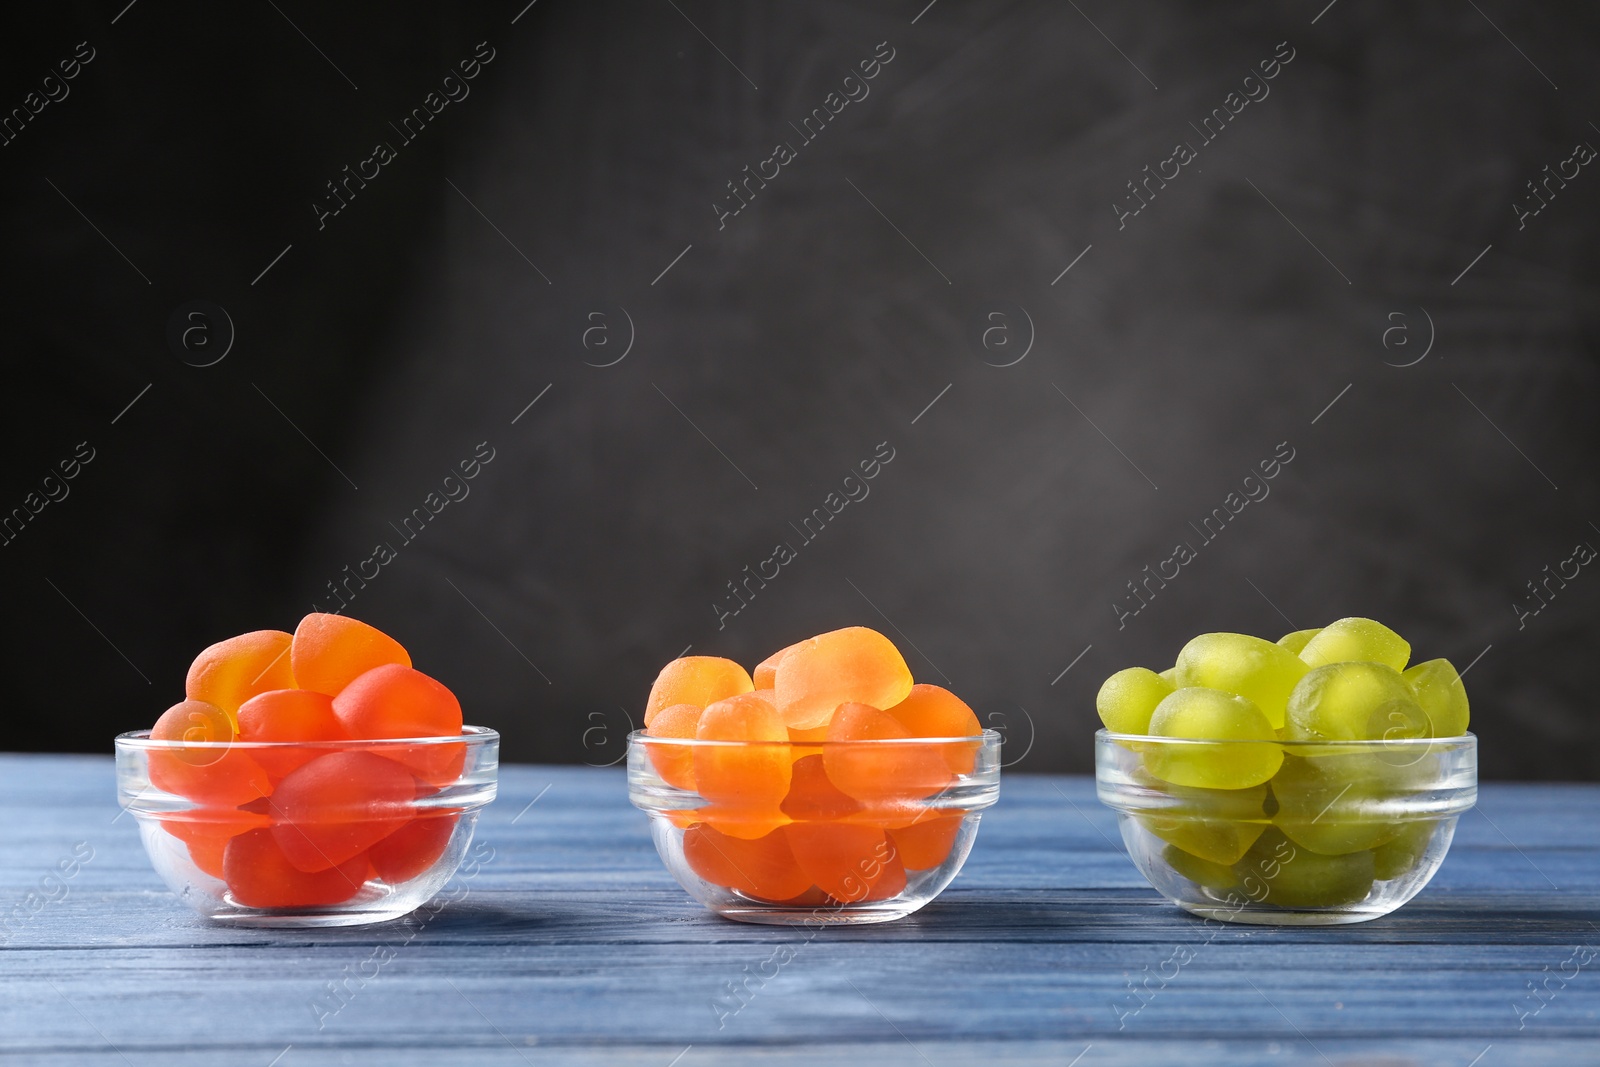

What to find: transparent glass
left=628, top=730, right=1001, bottom=925
left=115, top=726, right=498, bottom=928
left=1096, top=730, right=1477, bottom=925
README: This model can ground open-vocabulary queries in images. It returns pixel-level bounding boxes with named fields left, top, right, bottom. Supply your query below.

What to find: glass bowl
left=1096, top=729, right=1476, bottom=924
left=115, top=726, right=498, bottom=927
left=628, top=729, right=1001, bottom=925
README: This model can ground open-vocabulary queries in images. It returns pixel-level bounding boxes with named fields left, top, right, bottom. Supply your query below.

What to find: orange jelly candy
left=367, top=813, right=459, bottom=884
left=693, top=692, right=790, bottom=812
left=823, top=702, right=953, bottom=804
left=645, top=703, right=701, bottom=790
left=224, top=828, right=369, bottom=909
left=886, top=684, right=983, bottom=775
left=147, top=699, right=271, bottom=807
left=237, top=689, right=347, bottom=780
left=332, top=664, right=465, bottom=785
left=185, top=630, right=296, bottom=723
left=644, top=656, right=753, bottom=728
left=268, top=751, right=416, bottom=872
left=887, top=813, right=964, bottom=870
left=772, top=626, right=913, bottom=731
left=682, top=823, right=810, bottom=902
left=291, top=613, right=411, bottom=697
left=780, top=754, right=861, bottom=822
left=786, top=823, right=907, bottom=903
left=752, top=642, right=801, bottom=690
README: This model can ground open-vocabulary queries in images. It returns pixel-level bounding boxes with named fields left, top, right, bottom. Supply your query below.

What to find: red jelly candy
left=223, top=828, right=369, bottom=909
left=237, top=689, right=347, bottom=780
left=147, top=700, right=271, bottom=808
left=161, top=808, right=273, bottom=880
left=367, top=813, right=459, bottom=884
left=332, top=664, right=465, bottom=785
left=268, top=751, right=416, bottom=873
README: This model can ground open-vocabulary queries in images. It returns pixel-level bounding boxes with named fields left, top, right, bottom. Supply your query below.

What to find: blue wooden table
left=2, top=754, right=1595, bottom=1065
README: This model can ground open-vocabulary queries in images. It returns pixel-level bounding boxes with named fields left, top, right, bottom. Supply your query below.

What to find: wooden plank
left=0, top=755, right=1595, bottom=1065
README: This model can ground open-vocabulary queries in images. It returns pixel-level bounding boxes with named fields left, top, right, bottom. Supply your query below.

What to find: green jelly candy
left=1270, top=753, right=1401, bottom=856
left=1276, top=628, right=1322, bottom=655
left=1147, top=687, right=1282, bottom=789
left=1163, top=843, right=1241, bottom=893
left=1236, top=828, right=1375, bottom=908
left=1373, top=821, right=1436, bottom=881
left=1403, top=659, right=1470, bottom=738
left=1175, top=632, right=1309, bottom=729
left=1158, top=667, right=1179, bottom=687
left=1284, top=662, right=1430, bottom=742
left=1097, top=667, right=1174, bottom=734
left=1134, top=775, right=1269, bottom=865
left=1299, top=617, right=1410, bottom=671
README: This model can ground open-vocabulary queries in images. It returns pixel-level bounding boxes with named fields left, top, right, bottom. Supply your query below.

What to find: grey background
left=2, top=1, right=1595, bottom=779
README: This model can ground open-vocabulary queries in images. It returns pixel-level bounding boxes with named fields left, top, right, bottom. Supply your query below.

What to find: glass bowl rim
left=628, top=728, right=1002, bottom=748
left=114, top=724, right=499, bottom=750
left=1096, top=727, right=1475, bottom=747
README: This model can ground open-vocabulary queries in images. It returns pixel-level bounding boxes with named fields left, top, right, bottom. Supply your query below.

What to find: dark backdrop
left=2, top=1, right=1596, bottom=780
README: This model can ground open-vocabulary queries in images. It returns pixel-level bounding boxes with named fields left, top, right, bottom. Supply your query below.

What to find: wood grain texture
left=0, top=754, right=1595, bottom=1065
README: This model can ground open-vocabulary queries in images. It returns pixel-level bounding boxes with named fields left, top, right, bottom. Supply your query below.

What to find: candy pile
left=643, top=626, right=982, bottom=905
left=145, top=614, right=463, bottom=908
left=1097, top=617, right=1470, bottom=907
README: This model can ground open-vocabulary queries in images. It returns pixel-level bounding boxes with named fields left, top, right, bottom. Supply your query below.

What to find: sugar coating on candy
left=823, top=702, right=952, bottom=803
left=1276, top=628, right=1322, bottom=656
left=1097, top=667, right=1174, bottom=735
left=1147, top=687, right=1281, bottom=790
left=186, top=630, right=297, bottom=722
left=645, top=656, right=753, bottom=728
left=1298, top=617, right=1410, bottom=672
left=1283, top=661, right=1427, bottom=742
left=1175, top=633, right=1307, bottom=730
left=1270, top=754, right=1400, bottom=856
left=148, top=699, right=272, bottom=807
left=682, top=823, right=810, bottom=902
left=237, top=688, right=347, bottom=780
left=224, top=828, right=369, bottom=909
left=268, top=751, right=417, bottom=872
left=1403, top=658, right=1470, bottom=738
left=368, top=814, right=458, bottom=884
left=645, top=703, right=701, bottom=791
left=773, top=626, right=912, bottom=731
left=693, top=692, right=791, bottom=814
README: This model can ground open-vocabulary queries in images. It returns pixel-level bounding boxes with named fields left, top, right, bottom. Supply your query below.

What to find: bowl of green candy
left=1094, top=617, right=1478, bottom=925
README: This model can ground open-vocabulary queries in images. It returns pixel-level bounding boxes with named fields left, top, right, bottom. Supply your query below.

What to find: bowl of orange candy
left=627, top=626, right=1001, bottom=924
left=115, top=613, right=498, bottom=927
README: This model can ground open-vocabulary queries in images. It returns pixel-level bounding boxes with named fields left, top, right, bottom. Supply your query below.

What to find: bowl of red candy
left=116, top=613, right=498, bottom=927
